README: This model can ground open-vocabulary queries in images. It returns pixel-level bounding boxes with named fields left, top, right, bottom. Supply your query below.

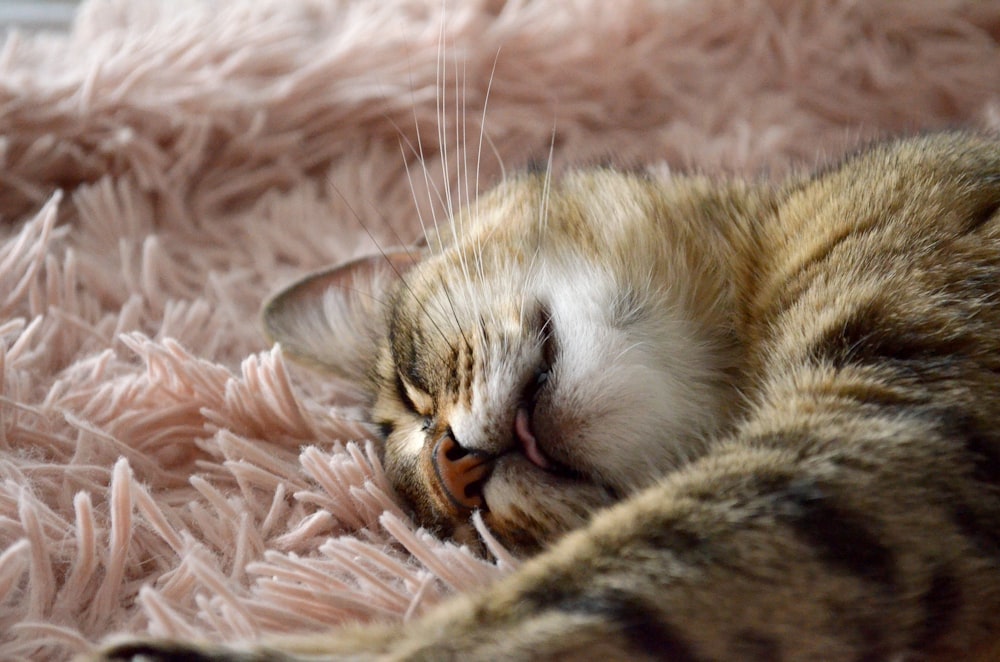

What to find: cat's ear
left=262, top=250, right=421, bottom=388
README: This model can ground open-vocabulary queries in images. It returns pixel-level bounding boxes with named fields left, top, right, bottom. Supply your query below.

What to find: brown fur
left=95, top=133, right=1000, bottom=660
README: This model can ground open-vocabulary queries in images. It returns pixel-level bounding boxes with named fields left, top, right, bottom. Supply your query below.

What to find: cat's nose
left=431, top=433, right=492, bottom=511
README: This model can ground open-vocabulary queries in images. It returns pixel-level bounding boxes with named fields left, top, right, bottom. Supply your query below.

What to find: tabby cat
left=96, top=132, right=1000, bottom=661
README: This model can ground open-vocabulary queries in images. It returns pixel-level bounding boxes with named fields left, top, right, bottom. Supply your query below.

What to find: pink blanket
left=1, top=1, right=998, bottom=659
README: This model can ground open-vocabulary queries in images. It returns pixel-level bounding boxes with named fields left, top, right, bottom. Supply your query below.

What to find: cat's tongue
left=515, top=407, right=550, bottom=470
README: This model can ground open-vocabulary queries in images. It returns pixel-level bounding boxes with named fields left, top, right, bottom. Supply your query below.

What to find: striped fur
left=97, top=132, right=1000, bottom=660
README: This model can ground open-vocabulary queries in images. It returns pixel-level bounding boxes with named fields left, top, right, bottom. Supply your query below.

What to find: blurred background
left=0, top=0, right=78, bottom=33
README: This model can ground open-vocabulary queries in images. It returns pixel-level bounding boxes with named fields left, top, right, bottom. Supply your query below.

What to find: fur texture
left=100, top=129, right=1000, bottom=662
left=1, top=0, right=1000, bottom=660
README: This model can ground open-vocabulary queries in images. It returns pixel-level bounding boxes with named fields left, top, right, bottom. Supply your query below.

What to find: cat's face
left=265, top=170, right=737, bottom=552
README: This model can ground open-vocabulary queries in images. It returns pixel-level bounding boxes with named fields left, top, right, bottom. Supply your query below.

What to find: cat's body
left=97, top=132, right=1000, bottom=661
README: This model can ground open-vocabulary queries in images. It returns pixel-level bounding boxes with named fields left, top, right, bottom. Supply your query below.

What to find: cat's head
left=264, top=170, right=738, bottom=552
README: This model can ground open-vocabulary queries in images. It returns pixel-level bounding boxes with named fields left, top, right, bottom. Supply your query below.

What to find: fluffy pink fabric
left=0, top=1, right=998, bottom=659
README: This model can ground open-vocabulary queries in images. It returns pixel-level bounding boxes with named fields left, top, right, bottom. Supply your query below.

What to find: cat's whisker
left=517, top=121, right=558, bottom=324
left=539, top=118, right=558, bottom=236
left=459, top=57, right=471, bottom=225
left=517, top=242, right=544, bottom=329
left=408, top=78, right=447, bottom=250
left=475, top=48, right=501, bottom=220
left=455, top=45, right=483, bottom=336
left=328, top=182, right=451, bottom=347
left=434, top=10, right=452, bottom=227
left=400, top=64, right=440, bottom=251
left=613, top=340, right=649, bottom=364
left=470, top=48, right=503, bottom=280
left=363, top=201, right=430, bottom=284
left=398, top=140, right=433, bottom=249
left=434, top=12, right=477, bottom=320
left=486, top=131, right=507, bottom=184
left=470, top=50, right=501, bottom=327
left=437, top=270, right=472, bottom=353
left=368, top=18, right=438, bottom=253
left=408, top=13, right=448, bottom=260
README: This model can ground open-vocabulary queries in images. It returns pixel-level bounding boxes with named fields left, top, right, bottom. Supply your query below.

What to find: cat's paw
left=85, top=639, right=260, bottom=662
left=86, top=630, right=399, bottom=662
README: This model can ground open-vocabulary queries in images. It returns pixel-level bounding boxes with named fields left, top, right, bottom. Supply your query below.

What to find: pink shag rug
left=1, top=1, right=999, bottom=659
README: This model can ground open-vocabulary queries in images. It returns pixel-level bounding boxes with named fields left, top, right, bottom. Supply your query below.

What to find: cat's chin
left=479, top=454, right=618, bottom=549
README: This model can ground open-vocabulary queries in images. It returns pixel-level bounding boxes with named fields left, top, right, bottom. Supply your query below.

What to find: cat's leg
left=92, top=421, right=1000, bottom=662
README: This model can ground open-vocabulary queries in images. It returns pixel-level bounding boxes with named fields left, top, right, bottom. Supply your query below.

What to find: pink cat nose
left=431, top=434, right=491, bottom=511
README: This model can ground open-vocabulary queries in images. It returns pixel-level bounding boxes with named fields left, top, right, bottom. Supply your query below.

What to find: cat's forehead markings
left=388, top=311, right=433, bottom=393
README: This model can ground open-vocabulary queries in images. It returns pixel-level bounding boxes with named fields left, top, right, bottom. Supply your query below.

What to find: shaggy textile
left=1, top=1, right=998, bottom=659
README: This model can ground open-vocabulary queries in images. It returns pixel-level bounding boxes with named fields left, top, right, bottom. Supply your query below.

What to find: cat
left=93, top=131, right=1000, bottom=661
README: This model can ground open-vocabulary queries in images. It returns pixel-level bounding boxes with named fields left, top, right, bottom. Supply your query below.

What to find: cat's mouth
left=514, top=404, right=551, bottom=470
left=513, top=358, right=554, bottom=467
left=431, top=326, right=577, bottom=513
left=431, top=399, right=581, bottom=514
